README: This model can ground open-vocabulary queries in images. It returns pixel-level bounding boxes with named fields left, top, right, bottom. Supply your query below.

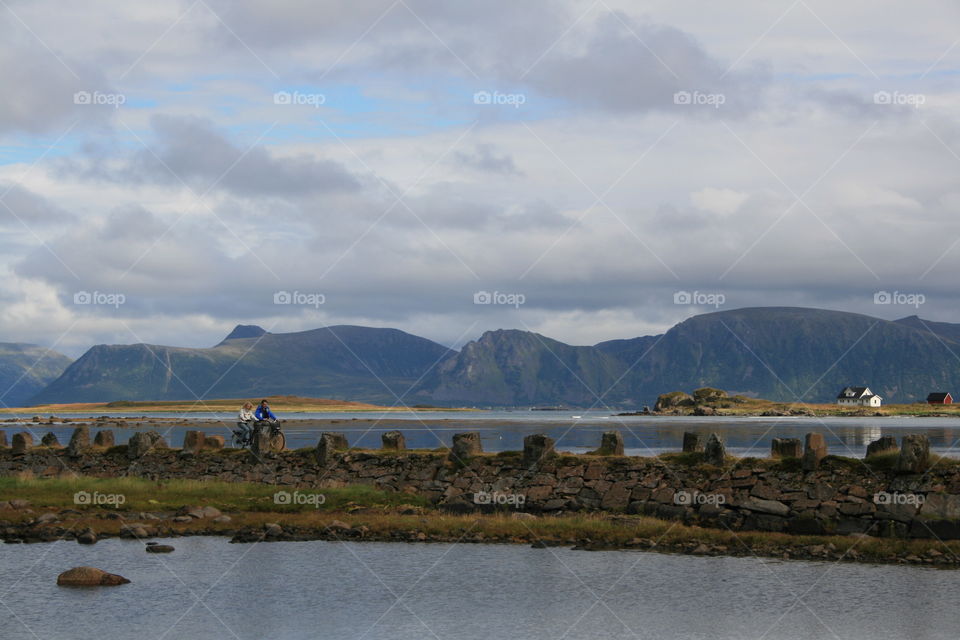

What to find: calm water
left=8, top=412, right=960, bottom=458
left=2, top=537, right=958, bottom=639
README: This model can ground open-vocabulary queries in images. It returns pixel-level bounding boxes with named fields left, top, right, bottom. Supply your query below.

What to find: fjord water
left=4, top=537, right=957, bottom=639
left=17, top=412, right=960, bottom=457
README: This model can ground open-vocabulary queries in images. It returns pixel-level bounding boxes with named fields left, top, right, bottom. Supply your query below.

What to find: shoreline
left=1, top=505, right=955, bottom=568
left=2, top=477, right=958, bottom=569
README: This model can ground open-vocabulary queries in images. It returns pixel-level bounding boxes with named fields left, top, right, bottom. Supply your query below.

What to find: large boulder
left=449, top=432, right=482, bottom=463
left=866, top=435, right=898, bottom=458
left=897, top=435, right=930, bottom=473
left=41, top=432, right=61, bottom=447
left=802, top=433, right=827, bottom=471
left=771, top=437, right=802, bottom=459
left=127, top=431, right=168, bottom=459
left=56, top=567, right=130, bottom=586
left=182, top=430, right=206, bottom=454
left=66, top=425, right=90, bottom=456
left=0, top=430, right=7, bottom=447
left=591, top=431, right=624, bottom=456
left=704, top=433, right=726, bottom=466
left=93, top=430, right=115, bottom=447
left=11, top=432, right=32, bottom=454
left=654, top=391, right=694, bottom=412
left=316, top=432, right=349, bottom=464
left=682, top=432, right=704, bottom=453
left=76, top=529, right=97, bottom=545
left=381, top=430, right=406, bottom=451
left=523, top=434, right=556, bottom=466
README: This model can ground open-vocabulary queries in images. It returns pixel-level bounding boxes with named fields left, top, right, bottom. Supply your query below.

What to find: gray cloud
left=517, top=13, right=769, bottom=116
left=453, top=144, right=522, bottom=176
left=61, top=115, right=363, bottom=197
left=0, top=185, right=72, bottom=226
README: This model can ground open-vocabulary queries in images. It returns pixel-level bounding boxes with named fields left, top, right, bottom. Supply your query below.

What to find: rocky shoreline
left=1, top=501, right=955, bottom=568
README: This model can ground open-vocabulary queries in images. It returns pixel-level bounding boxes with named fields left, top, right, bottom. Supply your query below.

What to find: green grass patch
left=864, top=451, right=899, bottom=471
left=0, top=476, right=430, bottom=513
left=658, top=452, right=705, bottom=466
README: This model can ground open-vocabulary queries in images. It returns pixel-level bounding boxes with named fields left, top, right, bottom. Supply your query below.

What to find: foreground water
left=2, top=537, right=958, bottom=639
left=12, top=412, right=960, bottom=457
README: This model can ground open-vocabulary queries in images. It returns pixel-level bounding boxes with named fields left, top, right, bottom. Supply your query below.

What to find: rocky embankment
left=1, top=425, right=958, bottom=545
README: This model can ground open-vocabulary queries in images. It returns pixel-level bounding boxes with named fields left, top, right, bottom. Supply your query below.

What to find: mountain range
left=10, top=307, right=960, bottom=408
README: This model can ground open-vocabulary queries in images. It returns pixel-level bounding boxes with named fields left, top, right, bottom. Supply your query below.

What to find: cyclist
left=237, top=401, right=256, bottom=439
left=255, top=399, right=279, bottom=424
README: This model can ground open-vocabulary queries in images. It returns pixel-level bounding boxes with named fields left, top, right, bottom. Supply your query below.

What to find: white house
left=836, top=386, right=883, bottom=407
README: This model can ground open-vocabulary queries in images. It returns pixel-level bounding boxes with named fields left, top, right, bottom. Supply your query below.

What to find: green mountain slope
left=30, top=326, right=453, bottom=405
left=412, top=329, right=633, bottom=406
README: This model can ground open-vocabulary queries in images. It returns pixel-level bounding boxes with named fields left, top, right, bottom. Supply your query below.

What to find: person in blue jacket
left=255, top=399, right=278, bottom=424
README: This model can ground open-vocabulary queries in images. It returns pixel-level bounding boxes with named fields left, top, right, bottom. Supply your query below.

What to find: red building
left=927, top=392, right=953, bottom=405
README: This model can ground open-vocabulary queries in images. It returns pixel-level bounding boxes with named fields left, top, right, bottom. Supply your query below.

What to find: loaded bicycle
left=232, top=420, right=286, bottom=452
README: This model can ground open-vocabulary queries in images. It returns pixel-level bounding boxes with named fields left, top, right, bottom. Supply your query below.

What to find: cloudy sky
left=1, top=0, right=959, bottom=357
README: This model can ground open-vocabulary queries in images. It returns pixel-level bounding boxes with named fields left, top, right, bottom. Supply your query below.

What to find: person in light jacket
left=237, top=401, right=256, bottom=437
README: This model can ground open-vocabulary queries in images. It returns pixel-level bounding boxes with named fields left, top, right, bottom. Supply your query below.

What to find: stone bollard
left=896, top=434, right=930, bottom=473
left=449, top=432, right=482, bottom=463
left=704, top=433, right=725, bottom=466
left=523, top=434, right=556, bottom=466
left=204, top=435, right=225, bottom=450
left=251, top=429, right=273, bottom=457
left=770, top=437, right=802, bottom=459
left=11, top=432, right=33, bottom=454
left=93, top=430, right=115, bottom=448
left=41, top=432, right=60, bottom=447
left=591, top=431, right=624, bottom=456
left=802, top=433, right=827, bottom=471
left=0, top=430, right=6, bottom=447
left=682, top=432, right=704, bottom=453
left=316, top=432, right=349, bottom=465
left=381, top=430, right=406, bottom=451
left=866, top=435, right=898, bottom=458
left=183, top=430, right=206, bottom=454
left=66, top=425, right=90, bottom=457
left=127, top=431, right=168, bottom=459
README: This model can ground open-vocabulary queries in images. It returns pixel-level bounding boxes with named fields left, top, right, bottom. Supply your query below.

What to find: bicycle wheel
left=270, top=430, right=285, bottom=451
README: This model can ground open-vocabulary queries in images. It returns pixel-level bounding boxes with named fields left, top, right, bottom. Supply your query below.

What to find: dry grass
left=0, top=395, right=472, bottom=414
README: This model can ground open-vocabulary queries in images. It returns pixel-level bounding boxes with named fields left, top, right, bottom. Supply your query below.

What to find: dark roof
left=837, top=386, right=870, bottom=399
left=927, top=392, right=952, bottom=402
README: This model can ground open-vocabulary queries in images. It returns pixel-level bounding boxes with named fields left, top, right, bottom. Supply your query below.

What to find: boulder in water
left=57, top=567, right=130, bottom=586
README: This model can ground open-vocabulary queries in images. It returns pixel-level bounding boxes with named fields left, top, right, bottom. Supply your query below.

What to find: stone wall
left=1, top=428, right=958, bottom=540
